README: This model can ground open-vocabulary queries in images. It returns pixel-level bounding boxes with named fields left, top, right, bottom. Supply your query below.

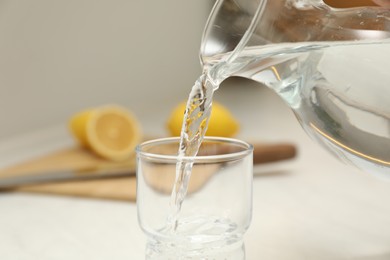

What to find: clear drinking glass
left=136, top=137, right=253, bottom=259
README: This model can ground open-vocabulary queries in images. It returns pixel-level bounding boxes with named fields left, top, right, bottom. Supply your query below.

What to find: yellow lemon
left=69, top=105, right=142, bottom=161
left=167, top=101, right=239, bottom=137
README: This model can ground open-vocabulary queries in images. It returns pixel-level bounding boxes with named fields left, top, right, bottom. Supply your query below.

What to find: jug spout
left=200, top=0, right=263, bottom=65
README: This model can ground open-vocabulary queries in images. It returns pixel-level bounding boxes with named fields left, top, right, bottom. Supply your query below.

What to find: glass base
left=145, top=239, right=245, bottom=260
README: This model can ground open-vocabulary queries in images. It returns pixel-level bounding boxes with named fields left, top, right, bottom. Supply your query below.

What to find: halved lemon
left=69, top=105, right=142, bottom=161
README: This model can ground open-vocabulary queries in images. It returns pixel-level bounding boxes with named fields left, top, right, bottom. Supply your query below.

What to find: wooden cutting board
left=0, top=142, right=296, bottom=202
left=15, top=176, right=138, bottom=202
left=0, top=146, right=139, bottom=201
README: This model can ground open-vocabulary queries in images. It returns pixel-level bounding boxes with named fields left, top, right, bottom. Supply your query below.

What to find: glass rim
left=136, top=136, right=253, bottom=162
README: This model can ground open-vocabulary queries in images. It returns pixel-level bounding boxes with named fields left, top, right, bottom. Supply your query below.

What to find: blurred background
left=0, top=0, right=213, bottom=139
left=0, top=0, right=281, bottom=168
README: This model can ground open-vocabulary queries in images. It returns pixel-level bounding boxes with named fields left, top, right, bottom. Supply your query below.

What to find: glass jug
left=200, top=0, right=390, bottom=177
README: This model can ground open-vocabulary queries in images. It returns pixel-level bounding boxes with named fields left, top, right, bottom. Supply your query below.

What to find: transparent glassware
left=200, top=0, right=390, bottom=177
left=136, top=137, right=253, bottom=259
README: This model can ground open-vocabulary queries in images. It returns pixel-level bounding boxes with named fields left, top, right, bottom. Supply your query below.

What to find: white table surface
left=1, top=83, right=390, bottom=259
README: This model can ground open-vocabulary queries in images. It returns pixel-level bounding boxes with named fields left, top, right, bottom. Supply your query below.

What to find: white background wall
left=0, top=0, right=212, bottom=139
